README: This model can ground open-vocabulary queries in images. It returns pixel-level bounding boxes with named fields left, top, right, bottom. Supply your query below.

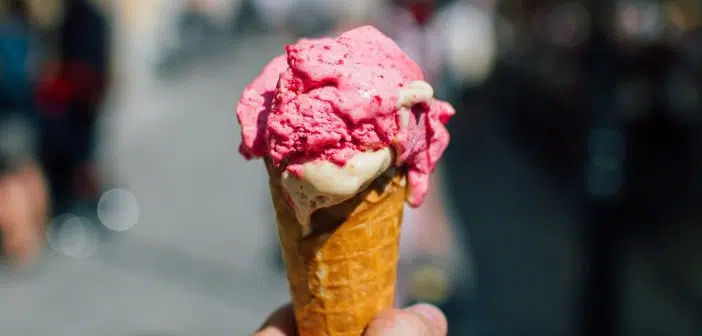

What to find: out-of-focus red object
left=407, top=2, right=435, bottom=26
left=36, top=61, right=107, bottom=116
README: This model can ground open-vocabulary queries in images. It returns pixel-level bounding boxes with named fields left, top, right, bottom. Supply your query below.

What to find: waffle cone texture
left=266, top=160, right=405, bottom=336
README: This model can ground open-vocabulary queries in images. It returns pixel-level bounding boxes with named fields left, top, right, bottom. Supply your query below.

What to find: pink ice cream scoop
left=236, top=25, right=454, bottom=207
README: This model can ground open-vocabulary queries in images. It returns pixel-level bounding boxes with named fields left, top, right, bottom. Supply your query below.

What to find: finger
left=364, top=303, right=447, bottom=336
left=405, top=304, right=448, bottom=335
left=254, top=303, right=296, bottom=336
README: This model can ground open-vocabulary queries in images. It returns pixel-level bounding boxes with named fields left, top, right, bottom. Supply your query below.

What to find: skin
left=0, top=161, right=48, bottom=268
left=254, top=303, right=448, bottom=336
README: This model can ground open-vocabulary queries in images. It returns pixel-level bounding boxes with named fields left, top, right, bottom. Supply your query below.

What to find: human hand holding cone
left=236, top=26, right=454, bottom=336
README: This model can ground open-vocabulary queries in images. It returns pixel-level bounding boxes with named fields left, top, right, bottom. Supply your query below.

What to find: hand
left=254, top=302, right=447, bottom=336
left=0, top=162, right=48, bottom=268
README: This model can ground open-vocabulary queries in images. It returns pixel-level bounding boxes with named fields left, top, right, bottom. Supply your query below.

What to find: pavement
left=0, top=33, right=292, bottom=335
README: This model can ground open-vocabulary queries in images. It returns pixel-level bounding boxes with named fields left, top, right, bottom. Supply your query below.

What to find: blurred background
left=0, top=0, right=700, bottom=335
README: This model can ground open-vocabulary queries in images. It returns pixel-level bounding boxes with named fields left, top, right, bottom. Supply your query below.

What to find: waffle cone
left=266, top=160, right=405, bottom=336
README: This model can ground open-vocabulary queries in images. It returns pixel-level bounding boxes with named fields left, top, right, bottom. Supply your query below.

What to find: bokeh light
left=97, top=188, right=140, bottom=232
left=47, top=214, right=100, bottom=259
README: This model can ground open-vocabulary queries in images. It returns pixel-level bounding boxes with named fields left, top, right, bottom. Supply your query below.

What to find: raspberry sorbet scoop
left=237, top=25, right=454, bottom=223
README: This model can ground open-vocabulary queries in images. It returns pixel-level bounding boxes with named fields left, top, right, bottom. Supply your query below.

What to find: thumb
left=364, top=304, right=448, bottom=336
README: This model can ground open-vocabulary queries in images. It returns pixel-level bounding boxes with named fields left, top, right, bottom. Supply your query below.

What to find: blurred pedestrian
left=0, top=1, right=47, bottom=267
left=36, top=0, right=109, bottom=214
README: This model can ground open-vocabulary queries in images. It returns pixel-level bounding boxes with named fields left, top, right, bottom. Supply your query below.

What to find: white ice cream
left=281, top=148, right=394, bottom=235
left=280, top=81, right=434, bottom=236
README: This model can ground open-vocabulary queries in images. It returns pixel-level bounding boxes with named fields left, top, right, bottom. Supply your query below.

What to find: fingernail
left=406, top=303, right=443, bottom=323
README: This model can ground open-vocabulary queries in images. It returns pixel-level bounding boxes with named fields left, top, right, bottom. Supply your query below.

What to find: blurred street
left=0, top=1, right=700, bottom=335
left=0, top=32, right=291, bottom=336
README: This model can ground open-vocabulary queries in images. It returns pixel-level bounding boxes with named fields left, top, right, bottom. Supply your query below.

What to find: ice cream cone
left=266, top=159, right=406, bottom=336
